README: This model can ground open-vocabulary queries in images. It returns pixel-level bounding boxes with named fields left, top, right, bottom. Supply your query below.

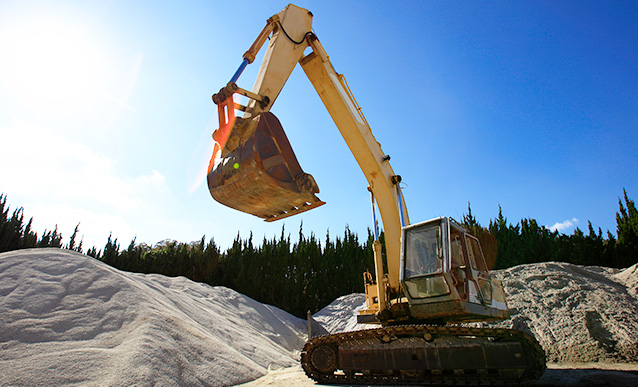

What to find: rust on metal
left=207, top=112, right=325, bottom=221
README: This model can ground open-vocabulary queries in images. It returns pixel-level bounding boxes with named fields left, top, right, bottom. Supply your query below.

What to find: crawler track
left=301, top=325, right=546, bottom=385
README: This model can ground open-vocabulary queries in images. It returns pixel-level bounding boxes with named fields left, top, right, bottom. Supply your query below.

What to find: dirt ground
left=239, top=363, right=638, bottom=387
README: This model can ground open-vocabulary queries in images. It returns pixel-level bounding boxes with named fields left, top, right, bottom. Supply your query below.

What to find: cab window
left=403, top=223, right=449, bottom=298
left=404, top=224, right=442, bottom=278
left=465, top=235, right=488, bottom=273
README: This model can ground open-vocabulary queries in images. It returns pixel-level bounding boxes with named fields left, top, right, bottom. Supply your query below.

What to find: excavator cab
left=400, top=217, right=509, bottom=323
left=207, top=95, right=325, bottom=221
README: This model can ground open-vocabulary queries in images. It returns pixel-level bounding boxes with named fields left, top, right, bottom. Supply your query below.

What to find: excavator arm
left=208, top=4, right=406, bottom=315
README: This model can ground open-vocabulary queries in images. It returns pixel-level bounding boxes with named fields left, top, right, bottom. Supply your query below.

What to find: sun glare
left=3, top=14, right=108, bottom=116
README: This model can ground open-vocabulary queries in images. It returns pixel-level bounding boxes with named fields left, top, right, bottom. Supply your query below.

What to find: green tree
left=66, top=223, right=83, bottom=253
left=616, top=189, right=638, bottom=268
left=0, top=195, right=40, bottom=252
left=490, top=206, right=521, bottom=269
left=101, top=233, right=120, bottom=266
left=462, top=202, right=498, bottom=269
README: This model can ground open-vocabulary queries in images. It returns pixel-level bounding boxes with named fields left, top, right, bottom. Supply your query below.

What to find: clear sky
left=0, top=0, right=636, bottom=251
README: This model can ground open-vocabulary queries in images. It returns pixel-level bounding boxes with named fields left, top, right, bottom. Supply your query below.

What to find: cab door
left=464, top=234, right=492, bottom=305
left=449, top=230, right=469, bottom=300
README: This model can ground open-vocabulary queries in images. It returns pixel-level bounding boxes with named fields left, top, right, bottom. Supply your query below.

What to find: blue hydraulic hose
left=396, top=185, right=406, bottom=228
left=371, top=191, right=379, bottom=241
left=230, top=59, right=249, bottom=83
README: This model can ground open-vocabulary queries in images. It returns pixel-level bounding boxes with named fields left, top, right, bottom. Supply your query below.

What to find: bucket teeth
left=207, top=112, right=325, bottom=221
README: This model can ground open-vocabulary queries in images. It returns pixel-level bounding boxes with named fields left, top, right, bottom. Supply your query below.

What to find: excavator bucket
left=207, top=112, right=325, bottom=221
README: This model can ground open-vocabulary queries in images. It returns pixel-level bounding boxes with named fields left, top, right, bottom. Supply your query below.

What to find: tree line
left=1, top=191, right=637, bottom=317
left=94, top=224, right=374, bottom=318
left=464, top=189, right=638, bottom=270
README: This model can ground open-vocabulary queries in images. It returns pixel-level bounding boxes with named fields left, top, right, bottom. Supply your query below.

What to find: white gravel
left=0, top=248, right=306, bottom=386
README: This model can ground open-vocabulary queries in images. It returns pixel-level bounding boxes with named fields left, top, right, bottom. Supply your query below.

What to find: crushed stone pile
left=491, top=262, right=638, bottom=363
left=313, top=293, right=372, bottom=334
left=0, top=249, right=306, bottom=386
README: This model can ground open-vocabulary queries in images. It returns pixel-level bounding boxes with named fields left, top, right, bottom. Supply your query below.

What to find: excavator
left=207, top=4, right=546, bottom=385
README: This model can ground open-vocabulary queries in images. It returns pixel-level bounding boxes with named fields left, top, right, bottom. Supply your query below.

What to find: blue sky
left=0, top=0, right=636, bottom=251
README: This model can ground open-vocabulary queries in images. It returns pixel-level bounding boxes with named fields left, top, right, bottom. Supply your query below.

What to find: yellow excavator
left=207, top=4, right=545, bottom=385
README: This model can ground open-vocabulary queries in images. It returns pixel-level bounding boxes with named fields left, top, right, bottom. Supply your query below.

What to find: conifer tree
left=616, top=189, right=638, bottom=267
left=67, top=223, right=81, bottom=252
left=462, top=203, right=497, bottom=269
left=102, top=233, right=119, bottom=266
left=490, top=206, right=519, bottom=269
